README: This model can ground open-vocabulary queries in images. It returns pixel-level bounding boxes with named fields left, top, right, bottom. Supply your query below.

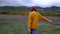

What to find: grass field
left=0, top=15, right=60, bottom=34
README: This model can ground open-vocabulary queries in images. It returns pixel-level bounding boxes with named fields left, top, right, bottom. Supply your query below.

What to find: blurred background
left=0, top=0, right=60, bottom=34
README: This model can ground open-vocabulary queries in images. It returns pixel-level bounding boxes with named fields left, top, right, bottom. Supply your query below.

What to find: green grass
left=38, top=24, right=60, bottom=34
left=0, top=22, right=60, bottom=34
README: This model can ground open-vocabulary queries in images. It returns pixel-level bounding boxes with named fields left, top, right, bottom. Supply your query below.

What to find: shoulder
left=29, top=12, right=32, bottom=14
left=36, top=12, right=42, bottom=16
left=36, top=12, right=40, bottom=14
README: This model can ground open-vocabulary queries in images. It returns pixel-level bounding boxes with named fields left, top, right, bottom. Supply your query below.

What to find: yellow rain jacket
left=28, top=11, right=50, bottom=29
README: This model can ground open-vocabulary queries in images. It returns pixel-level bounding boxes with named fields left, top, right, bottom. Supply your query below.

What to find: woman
left=28, top=6, right=52, bottom=34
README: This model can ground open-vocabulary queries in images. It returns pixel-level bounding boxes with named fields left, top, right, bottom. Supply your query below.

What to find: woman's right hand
left=28, top=29, right=31, bottom=32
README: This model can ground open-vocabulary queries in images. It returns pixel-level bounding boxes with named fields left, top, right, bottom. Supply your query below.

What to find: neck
left=32, top=11, right=35, bottom=12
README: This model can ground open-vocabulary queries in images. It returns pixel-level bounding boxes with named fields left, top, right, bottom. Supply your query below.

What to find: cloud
left=0, top=0, right=60, bottom=8
left=32, top=0, right=60, bottom=7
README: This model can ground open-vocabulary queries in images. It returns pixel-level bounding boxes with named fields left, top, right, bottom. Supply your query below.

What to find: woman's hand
left=48, top=20, right=52, bottom=22
left=28, top=29, right=31, bottom=32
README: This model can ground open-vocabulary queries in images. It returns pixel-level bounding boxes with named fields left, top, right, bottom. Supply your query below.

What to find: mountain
left=0, top=6, right=30, bottom=11
left=0, top=6, right=60, bottom=12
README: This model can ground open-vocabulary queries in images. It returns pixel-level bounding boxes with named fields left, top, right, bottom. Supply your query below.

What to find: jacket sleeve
left=39, top=13, right=50, bottom=22
left=28, top=13, right=32, bottom=29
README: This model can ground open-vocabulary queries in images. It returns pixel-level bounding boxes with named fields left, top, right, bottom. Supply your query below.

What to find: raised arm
left=39, top=13, right=52, bottom=22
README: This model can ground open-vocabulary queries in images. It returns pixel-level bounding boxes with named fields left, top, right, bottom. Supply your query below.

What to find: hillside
left=0, top=6, right=60, bottom=16
left=0, top=6, right=60, bottom=12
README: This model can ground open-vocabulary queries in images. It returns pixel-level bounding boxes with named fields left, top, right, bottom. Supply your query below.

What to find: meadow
left=0, top=15, right=60, bottom=34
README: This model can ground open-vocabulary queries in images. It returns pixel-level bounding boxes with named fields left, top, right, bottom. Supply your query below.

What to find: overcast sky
left=0, top=0, right=60, bottom=8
